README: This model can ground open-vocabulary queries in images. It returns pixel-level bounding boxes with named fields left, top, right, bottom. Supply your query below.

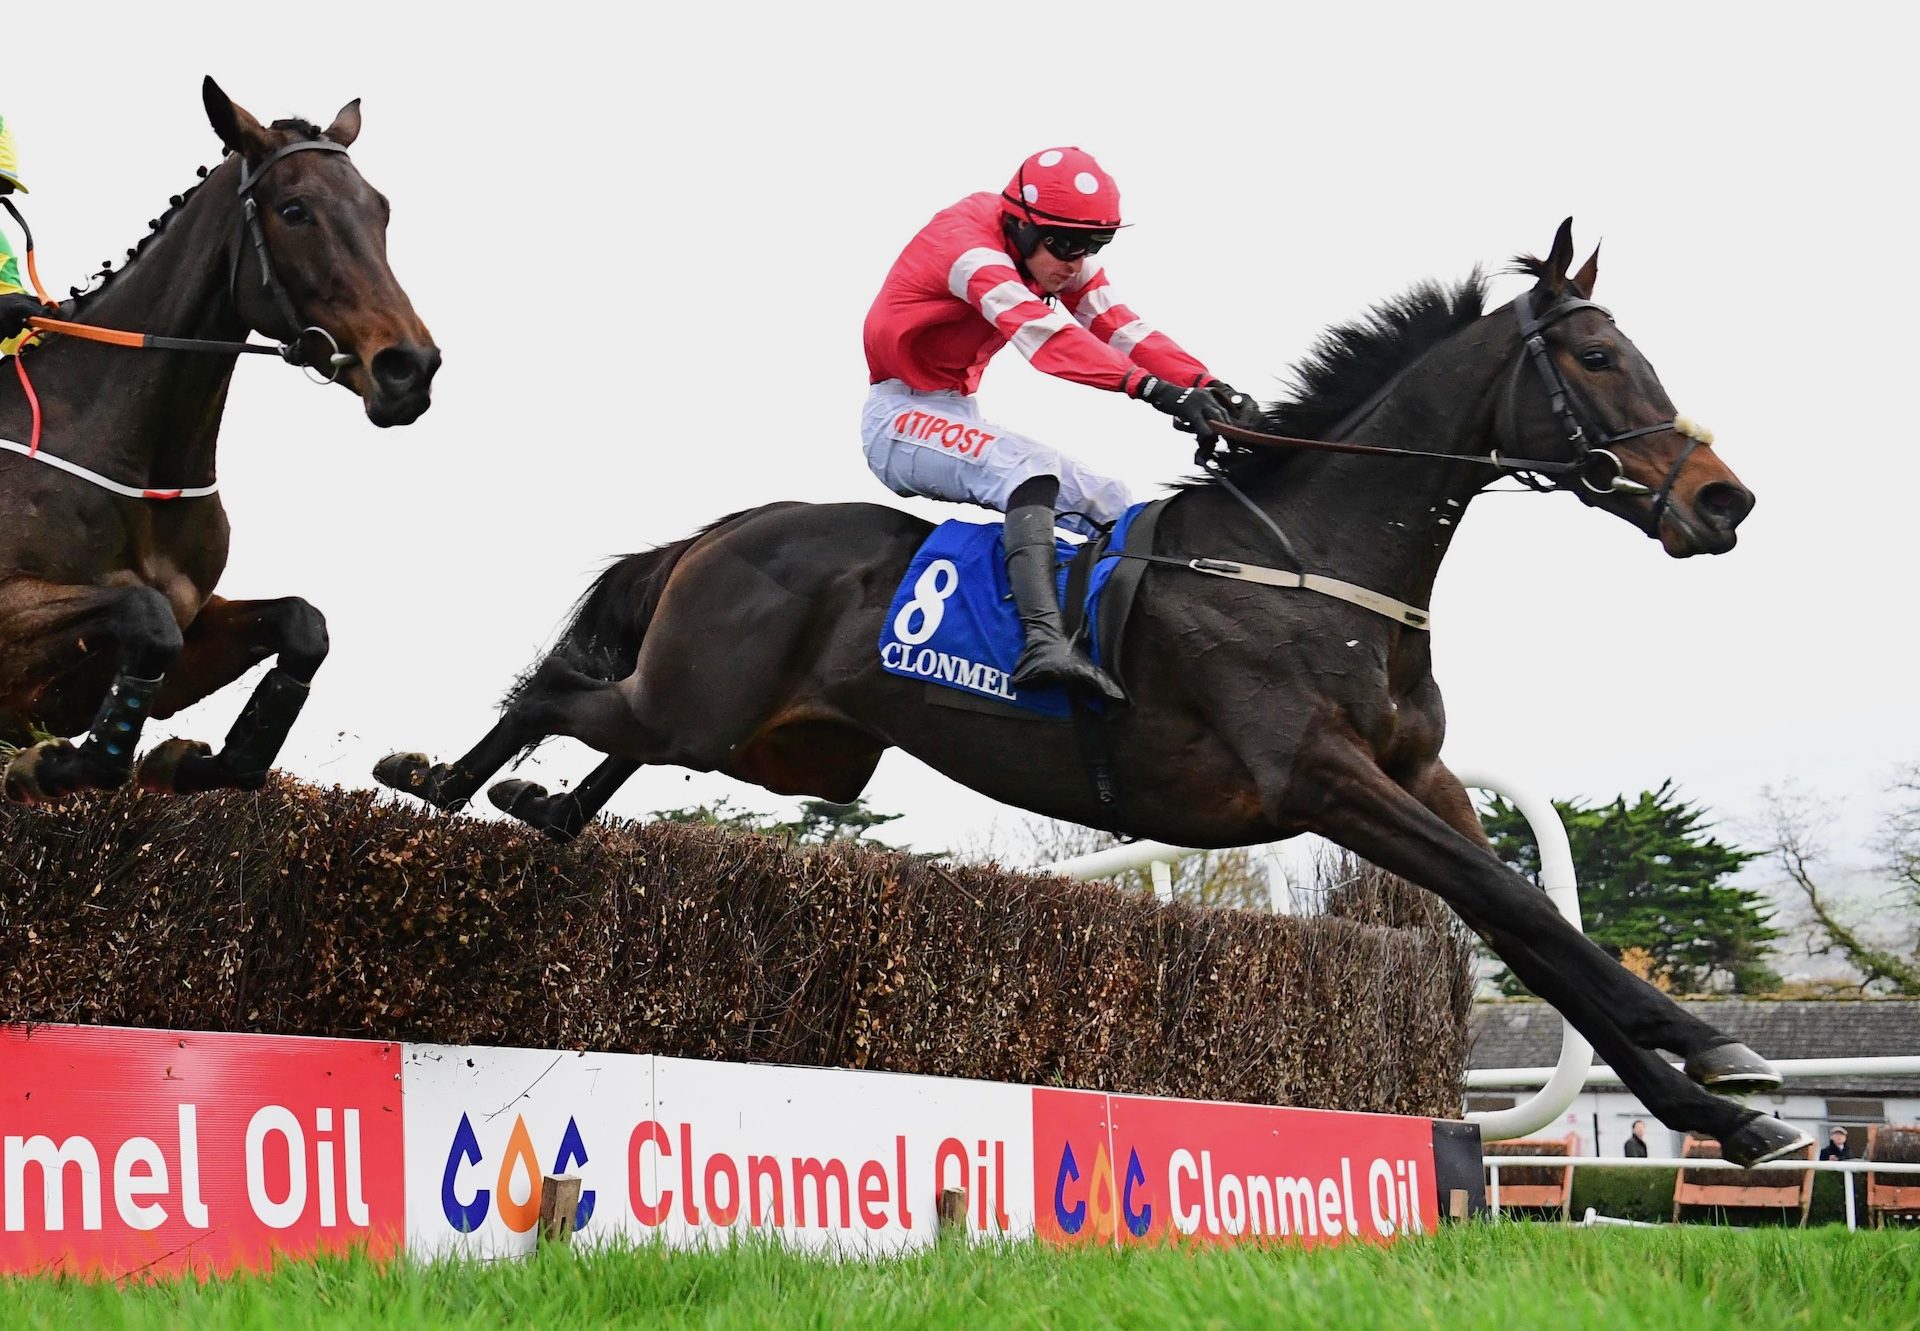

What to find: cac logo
left=1053, top=1140, right=1152, bottom=1240
left=441, top=1112, right=595, bottom=1234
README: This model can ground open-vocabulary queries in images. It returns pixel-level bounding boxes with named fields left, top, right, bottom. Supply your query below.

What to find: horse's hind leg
left=1301, top=737, right=1807, bottom=1167
left=134, top=595, right=329, bottom=794
left=0, top=579, right=183, bottom=802
left=374, top=712, right=543, bottom=812
left=489, top=755, right=643, bottom=843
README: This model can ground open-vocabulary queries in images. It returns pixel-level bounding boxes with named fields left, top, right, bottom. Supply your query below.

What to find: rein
left=2, top=140, right=358, bottom=498
left=1132, top=292, right=1719, bottom=631
left=1208, top=293, right=1715, bottom=515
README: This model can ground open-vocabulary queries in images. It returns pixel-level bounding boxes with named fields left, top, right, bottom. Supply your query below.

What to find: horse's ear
left=1571, top=242, right=1600, bottom=299
left=1536, top=217, right=1577, bottom=294
left=324, top=99, right=362, bottom=149
left=202, top=76, right=269, bottom=159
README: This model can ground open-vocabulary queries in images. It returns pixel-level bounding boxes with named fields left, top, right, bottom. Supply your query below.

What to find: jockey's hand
left=0, top=292, right=44, bottom=342
left=1133, top=374, right=1230, bottom=447
left=1207, top=381, right=1264, bottom=430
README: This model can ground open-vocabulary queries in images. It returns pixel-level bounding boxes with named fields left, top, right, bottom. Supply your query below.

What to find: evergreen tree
left=650, top=796, right=906, bottom=848
left=1479, top=781, right=1778, bottom=994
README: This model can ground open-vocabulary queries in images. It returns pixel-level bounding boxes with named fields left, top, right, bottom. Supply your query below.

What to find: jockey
left=0, top=114, right=43, bottom=355
left=862, top=146, right=1254, bottom=702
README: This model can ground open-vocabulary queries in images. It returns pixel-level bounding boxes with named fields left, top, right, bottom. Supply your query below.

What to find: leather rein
left=1129, top=293, right=1719, bottom=631
left=21, top=139, right=357, bottom=381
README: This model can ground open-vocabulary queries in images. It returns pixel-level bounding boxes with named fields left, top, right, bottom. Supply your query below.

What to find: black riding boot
left=1004, top=499, right=1126, bottom=703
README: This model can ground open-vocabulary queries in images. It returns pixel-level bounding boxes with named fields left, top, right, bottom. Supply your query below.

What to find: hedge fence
left=0, top=778, right=1475, bottom=1118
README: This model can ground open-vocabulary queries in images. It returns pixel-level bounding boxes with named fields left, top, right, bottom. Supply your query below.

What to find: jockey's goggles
left=1039, top=228, right=1115, bottom=261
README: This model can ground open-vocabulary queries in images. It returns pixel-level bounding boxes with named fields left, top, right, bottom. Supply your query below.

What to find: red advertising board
left=1033, top=1088, right=1439, bottom=1246
left=0, top=1025, right=404, bottom=1277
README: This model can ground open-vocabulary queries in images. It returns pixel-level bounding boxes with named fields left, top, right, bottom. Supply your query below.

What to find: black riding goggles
left=1039, top=229, right=1115, bottom=261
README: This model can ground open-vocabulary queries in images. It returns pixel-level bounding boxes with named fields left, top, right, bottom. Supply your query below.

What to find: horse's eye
left=1579, top=348, right=1611, bottom=370
left=278, top=200, right=312, bottom=226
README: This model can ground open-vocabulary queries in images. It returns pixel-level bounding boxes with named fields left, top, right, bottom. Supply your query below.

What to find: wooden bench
left=1486, top=1133, right=1578, bottom=1219
left=1865, top=1125, right=1920, bottom=1229
left=1672, top=1133, right=1813, bottom=1226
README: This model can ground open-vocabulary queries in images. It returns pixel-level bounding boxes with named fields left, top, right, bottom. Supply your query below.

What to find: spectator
left=1818, top=1127, right=1850, bottom=1161
left=1624, top=1119, right=1650, bottom=1158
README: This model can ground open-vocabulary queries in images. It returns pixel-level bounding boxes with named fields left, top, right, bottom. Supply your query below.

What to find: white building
left=1467, top=999, right=1920, bottom=1157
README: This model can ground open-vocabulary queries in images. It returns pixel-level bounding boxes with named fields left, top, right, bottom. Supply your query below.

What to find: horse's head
left=1497, top=218, right=1752, bottom=556
left=203, top=78, right=439, bottom=428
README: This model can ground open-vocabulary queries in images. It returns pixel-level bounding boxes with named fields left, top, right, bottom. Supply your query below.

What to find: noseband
left=1494, top=291, right=1705, bottom=528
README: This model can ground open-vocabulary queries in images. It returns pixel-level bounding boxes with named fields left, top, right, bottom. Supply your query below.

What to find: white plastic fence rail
left=1467, top=1056, right=1920, bottom=1088
left=1484, top=1154, right=1920, bottom=1232
left=1039, top=769, right=1590, bottom=1142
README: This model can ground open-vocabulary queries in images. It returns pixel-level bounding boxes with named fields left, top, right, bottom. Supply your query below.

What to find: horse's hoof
left=136, top=738, right=214, bottom=793
left=1722, top=1113, right=1812, bottom=1168
left=4, top=739, right=78, bottom=803
left=488, top=778, right=546, bottom=819
left=374, top=751, right=435, bottom=797
left=1685, top=1042, right=1781, bottom=1094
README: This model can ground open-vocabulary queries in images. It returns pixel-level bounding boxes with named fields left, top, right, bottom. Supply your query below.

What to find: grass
left=1, top=1225, right=1915, bottom=1330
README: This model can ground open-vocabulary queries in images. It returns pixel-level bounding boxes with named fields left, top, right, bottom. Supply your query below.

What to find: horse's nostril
left=1695, top=482, right=1754, bottom=529
left=371, top=346, right=438, bottom=394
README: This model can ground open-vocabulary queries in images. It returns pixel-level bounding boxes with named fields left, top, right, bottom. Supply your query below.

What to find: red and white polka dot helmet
left=999, top=146, right=1123, bottom=230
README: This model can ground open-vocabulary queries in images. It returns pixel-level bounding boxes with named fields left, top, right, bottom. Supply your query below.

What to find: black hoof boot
left=1722, top=1112, right=1812, bottom=1168
left=1685, top=1042, right=1782, bottom=1094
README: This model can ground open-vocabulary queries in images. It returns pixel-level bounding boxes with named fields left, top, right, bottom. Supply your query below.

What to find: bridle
left=3, top=138, right=362, bottom=496
left=228, top=138, right=357, bottom=381
left=1494, top=290, right=1704, bottom=528
left=20, top=138, right=357, bottom=382
left=1208, top=289, right=1716, bottom=531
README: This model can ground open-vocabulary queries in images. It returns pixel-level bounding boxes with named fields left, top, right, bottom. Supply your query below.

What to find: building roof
left=1470, top=999, right=1920, bottom=1095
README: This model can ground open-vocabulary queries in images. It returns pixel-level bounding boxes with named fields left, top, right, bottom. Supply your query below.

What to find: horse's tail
left=501, top=508, right=761, bottom=721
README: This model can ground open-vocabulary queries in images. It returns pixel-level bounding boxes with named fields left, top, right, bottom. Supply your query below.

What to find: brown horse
left=378, top=221, right=1805, bottom=1166
left=0, top=78, right=437, bottom=802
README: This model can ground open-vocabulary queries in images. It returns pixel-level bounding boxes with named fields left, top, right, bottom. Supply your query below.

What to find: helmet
left=999, top=146, right=1120, bottom=230
left=0, top=115, right=25, bottom=193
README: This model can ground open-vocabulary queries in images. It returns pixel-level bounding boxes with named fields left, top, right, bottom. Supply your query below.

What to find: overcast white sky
left=10, top=1, right=1914, bottom=876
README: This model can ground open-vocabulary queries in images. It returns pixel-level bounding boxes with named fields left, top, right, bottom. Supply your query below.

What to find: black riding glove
left=0, top=291, right=43, bottom=343
left=1207, top=381, right=1264, bottom=429
left=1133, top=374, right=1230, bottom=447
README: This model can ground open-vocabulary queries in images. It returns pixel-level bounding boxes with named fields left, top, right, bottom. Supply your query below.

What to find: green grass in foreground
left=2, top=1224, right=1916, bottom=1331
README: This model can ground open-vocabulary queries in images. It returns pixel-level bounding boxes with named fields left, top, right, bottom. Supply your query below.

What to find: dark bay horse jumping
left=378, top=220, right=1805, bottom=1165
left=0, top=78, right=438, bottom=802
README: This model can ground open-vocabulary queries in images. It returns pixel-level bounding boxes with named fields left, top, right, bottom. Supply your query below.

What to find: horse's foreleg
left=1298, top=736, right=1807, bottom=1166
left=0, top=579, right=183, bottom=801
left=1412, top=762, right=1780, bottom=1090
left=134, top=595, right=328, bottom=794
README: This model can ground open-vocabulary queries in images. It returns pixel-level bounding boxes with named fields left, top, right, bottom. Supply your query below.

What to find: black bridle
left=1494, top=291, right=1698, bottom=526
left=1206, top=288, right=1711, bottom=531
left=230, top=138, right=356, bottom=381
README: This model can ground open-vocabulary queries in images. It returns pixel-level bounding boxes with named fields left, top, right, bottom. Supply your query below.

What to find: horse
left=0, top=78, right=438, bottom=802
left=376, top=220, right=1805, bottom=1167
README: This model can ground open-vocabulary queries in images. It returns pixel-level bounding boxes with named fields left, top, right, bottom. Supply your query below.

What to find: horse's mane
left=57, top=118, right=327, bottom=317
left=1196, top=270, right=1489, bottom=487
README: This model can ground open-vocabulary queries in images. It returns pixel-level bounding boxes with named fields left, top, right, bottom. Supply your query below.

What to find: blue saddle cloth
left=877, top=503, right=1148, bottom=718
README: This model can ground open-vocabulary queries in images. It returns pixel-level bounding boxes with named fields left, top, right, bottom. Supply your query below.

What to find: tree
left=1478, top=781, right=1777, bottom=994
left=1758, top=770, right=1920, bottom=995
left=649, top=795, right=906, bottom=848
